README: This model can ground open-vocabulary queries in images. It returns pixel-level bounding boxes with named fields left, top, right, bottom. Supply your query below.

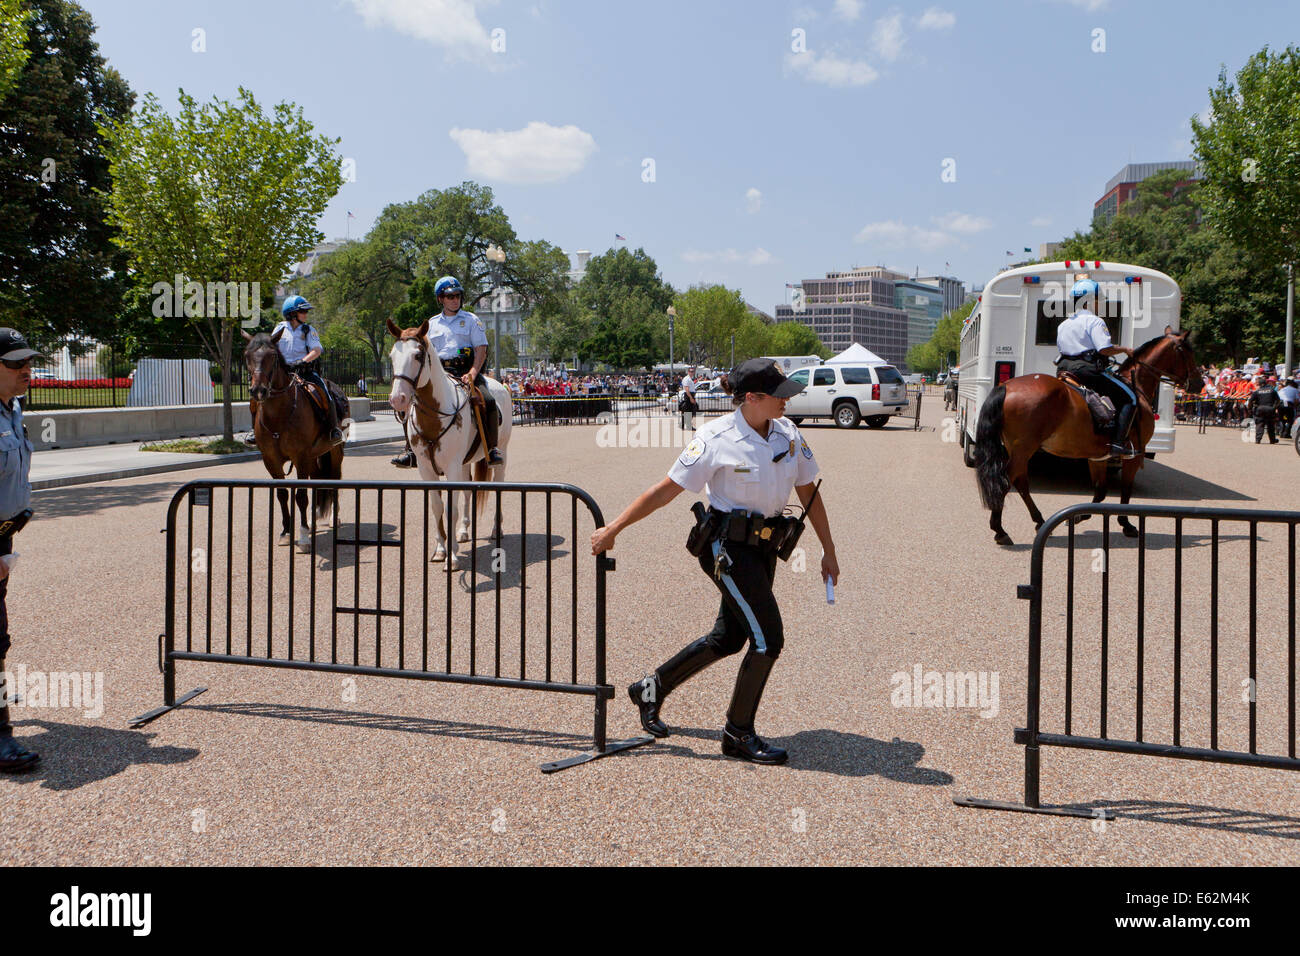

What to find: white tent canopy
left=825, top=343, right=887, bottom=365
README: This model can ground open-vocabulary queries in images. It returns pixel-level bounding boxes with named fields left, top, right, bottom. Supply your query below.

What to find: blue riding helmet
left=281, top=294, right=313, bottom=317
left=1070, top=278, right=1099, bottom=300
left=434, top=276, right=463, bottom=298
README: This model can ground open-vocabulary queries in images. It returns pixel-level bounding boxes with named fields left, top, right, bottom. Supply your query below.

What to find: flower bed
left=30, top=378, right=136, bottom=388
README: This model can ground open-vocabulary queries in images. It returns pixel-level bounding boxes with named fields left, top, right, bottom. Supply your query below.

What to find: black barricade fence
left=894, top=387, right=923, bottom=430
left=512, top=394, right=614, bottom=425
left=131, top=479, right=652, bottom=772
left=957, top=503, right=1299, bottom=819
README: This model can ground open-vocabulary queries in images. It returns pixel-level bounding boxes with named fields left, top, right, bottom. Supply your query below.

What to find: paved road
left=4, top=402, right=1297, bottom=865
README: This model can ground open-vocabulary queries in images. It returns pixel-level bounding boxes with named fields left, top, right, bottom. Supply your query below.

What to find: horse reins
left=1121, top=337, right=1197, bottom=399
left=393, top=338, right=467, bottom=452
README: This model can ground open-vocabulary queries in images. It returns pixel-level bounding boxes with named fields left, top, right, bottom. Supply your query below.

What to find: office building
left=1094, top=161, right=1202, bottom=223
left=913, top=274, right=966, bottom=315
left=894, top=280, right=944, bottom=352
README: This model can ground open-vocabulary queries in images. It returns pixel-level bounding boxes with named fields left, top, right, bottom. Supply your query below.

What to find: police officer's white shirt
left=428, top=309, right=488, bottom=360
left=1279, top=384, right=1299, bottom=405
left=1056, top=308, right=1113, bottom=356
left=668, top=409, right=819, bottom=518
left=681, top=374, right=696, bottom=394
left=0, top=397, right=32, bottom=519
left=273, top=319, right=323, bottom=366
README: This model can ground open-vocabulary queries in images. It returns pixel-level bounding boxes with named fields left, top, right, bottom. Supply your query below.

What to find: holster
left=685, top=501, right=722, bottom=556
left=0, top=509, right=32, bottom=539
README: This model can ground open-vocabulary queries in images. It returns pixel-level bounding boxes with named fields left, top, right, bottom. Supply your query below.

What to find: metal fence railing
left=957, top=502, right=1300, bottom=820
left=129, top=478, right=654, bottom=773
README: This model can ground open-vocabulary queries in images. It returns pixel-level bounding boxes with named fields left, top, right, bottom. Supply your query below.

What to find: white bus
left=956, top=261, right=1182, bottom=466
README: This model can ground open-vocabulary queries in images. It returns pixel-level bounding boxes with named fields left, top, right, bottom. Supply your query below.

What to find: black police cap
left=728, top=358, right=805, bottom=399
left=0, top=328, right=43, bottom=362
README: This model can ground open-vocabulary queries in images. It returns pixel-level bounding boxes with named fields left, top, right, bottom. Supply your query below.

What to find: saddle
left=1057, top=370, right=1114, bottom=433
left=297, top=377, right=350, bottom=420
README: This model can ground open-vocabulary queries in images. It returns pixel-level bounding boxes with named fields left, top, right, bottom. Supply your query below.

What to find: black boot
left=0, top=667, right=38, bottom=772
left=627, top=636, right=722, bottom=738
left=392, top=448, right=417, bottom=468
left=1109, top=402, right=1138, bottom=459
left=722, top=651, right=786, bottom=764
left=482, top=395, right=503, bottom=464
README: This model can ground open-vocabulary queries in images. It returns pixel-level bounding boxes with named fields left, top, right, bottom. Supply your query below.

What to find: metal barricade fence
left=894, top=387, right=923, bottom=430
left=129, top=478, right=653, bottom=772
left=957, top=502, right=1299, bottom=819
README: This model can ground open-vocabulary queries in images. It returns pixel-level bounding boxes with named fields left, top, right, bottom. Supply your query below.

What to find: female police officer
left=590, top=358, right=839, bottom=764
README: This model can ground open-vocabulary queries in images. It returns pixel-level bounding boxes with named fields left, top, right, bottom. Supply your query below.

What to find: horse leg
left=1010, top=454, right=1045, bottom=530
left=1118, top=457, right=1141, bottom=538
left=456, top=464, right=474, bottom=543
left=1071, top=461, right=1110, bottom=527
left=276, top=488, right=292, bottom=543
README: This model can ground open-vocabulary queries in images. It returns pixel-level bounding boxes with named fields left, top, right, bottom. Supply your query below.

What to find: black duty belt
left=0, top=509, right=32, bottom=539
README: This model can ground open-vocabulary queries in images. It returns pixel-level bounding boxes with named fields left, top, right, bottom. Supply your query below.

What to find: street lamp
left=666, top=305, right=676, bottom=382
left=485, top=244, right=507, bottom=380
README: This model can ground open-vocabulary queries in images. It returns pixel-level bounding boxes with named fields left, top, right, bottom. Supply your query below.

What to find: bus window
left=1035, top=298, right=1123, bottom=346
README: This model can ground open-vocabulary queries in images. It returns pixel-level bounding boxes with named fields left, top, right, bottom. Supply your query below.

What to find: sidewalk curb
left=32, top=434, right=404, bottom=491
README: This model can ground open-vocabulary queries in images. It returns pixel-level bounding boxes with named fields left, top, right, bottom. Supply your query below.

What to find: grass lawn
left=139, top=438, right=250, bottom=455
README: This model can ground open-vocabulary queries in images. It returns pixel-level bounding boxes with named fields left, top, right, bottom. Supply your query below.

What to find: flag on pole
left=615, top=234, right=626, bottom=241
left=1005, top=251, right=1013, bottom=256
left=347, top=211, right=356, bottom=219
left=945, top=262, right=950, bottom=271
left=1024, top=247, right=1031, bottom=253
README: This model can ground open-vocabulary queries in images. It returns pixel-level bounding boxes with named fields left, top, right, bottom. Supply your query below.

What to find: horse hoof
left=278, top=533, right=292, bottom=546
left=296, top=536, right=313, bottom=554
left=456, top=530, right=471, bottom=544
left=431, top=546, right=446, bottom=562
left=446, top=554, right=463, bottom=570
left=995, top=533, right=1014, bottom=546
left=1123, top=525, right=1139, bottom=539
left=1069, top=514, right=1091, bottom=526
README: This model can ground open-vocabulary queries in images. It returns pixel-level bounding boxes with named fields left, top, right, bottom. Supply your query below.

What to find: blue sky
left=80, top=0, right=1297, bottom=310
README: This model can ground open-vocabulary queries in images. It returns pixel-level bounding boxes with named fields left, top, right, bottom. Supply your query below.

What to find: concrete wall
left=29, top=399, right=372, bottom=451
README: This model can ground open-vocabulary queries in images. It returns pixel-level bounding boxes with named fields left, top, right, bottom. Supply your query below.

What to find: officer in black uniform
left=1247, top=375, right=1280, bottom=444
left=591, top=359, right=839, bottom=764
left=0, top=329, right=40, bottom=771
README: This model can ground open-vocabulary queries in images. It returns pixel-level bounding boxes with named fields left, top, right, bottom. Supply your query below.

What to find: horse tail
left=975, top=385, right=1011, bottom=511
left=472, top=458, right=489, bottom=516
left=314, top=450, right=340, bottom=520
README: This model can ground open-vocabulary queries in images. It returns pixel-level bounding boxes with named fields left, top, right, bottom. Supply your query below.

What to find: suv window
left=787, top=369, right=809, bottom=386
left=840, top=366, right=874, bottom=385
left=812, top=368, right=835, bottom=386
left=874, top=366, right=904, bottom=385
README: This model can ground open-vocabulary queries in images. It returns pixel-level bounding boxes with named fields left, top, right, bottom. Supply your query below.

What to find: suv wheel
left=834, top=402, right=861, bottom=429
left=787, top=416, right=804, bottom=425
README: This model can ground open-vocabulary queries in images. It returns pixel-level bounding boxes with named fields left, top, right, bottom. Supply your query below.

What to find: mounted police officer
left=244, top=295, right=349, bottom=446
left=0, top=329, right=41, bottom=771
left=1056, top=277, right=1137, bottom=458
left=591, top=359, right=839, bottom=765
left=427, top=276, right=503, bottom=465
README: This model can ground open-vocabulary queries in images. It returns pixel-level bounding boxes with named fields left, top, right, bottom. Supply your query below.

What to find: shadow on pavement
left=1079, top=799, right=1300, bottom=839
left=31, top=480, right=188, bottom=519
left=1004, top=526, right=1256, bottom=554
left=0, top=719, right=199, bottom=791
left=1022, top=457, right=1254, bottom=502
left=196, top=701, right=595, bottom=753
left=647, top=727, right=954, bottom=782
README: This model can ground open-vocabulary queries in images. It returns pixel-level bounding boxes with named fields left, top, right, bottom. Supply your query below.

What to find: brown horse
left=243, top=330, right=344, bottom=551
left=975, top=326, right=1203, bottom=546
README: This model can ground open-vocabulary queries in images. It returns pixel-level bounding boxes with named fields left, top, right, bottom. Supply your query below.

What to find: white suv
left=782, top=364, right=908, bottom=428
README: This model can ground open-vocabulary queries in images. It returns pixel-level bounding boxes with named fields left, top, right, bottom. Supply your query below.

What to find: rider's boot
left=482, top=391, right=503, bottom=465
left=0, top=663, right=39, bottom=773
left=243, top=399, right=260, bottom=446
left=1109, top=401, right=1138, bottom=459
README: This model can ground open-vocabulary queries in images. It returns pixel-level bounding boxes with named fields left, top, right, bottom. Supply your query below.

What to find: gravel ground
left=3, top=403, right=1298, bottom=865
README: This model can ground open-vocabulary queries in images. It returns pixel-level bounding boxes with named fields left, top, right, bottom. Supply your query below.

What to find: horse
left=386, top=318, right=513, bottom=569
left=243, top=330, right=346, bottom=552
left=974, top=325, right=1203, bottom=546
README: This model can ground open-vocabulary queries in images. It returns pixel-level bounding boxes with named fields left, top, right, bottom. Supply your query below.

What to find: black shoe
left=721, top=724, right=787, bottom=765
left=0, top=735, right=39, bottom=772
left=627, top=676, right=669, bottom=738
left=487, top=448, right=504, bottom=465
left=392, top=451, right=416, bottom=468
left=328, top=427, right=345, bottom=445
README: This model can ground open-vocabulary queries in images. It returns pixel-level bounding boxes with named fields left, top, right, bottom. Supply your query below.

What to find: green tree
left=526, top=286, right=591, bottom=365
left=573, top=247, right=674, bottom=367
left=1192, top=45, right=1300, bottom=370
left=0, top=0, right=31, bottom=103
left=303, top=238, right=407, bottom=363
left=0, top=0, right=134, bottom=346
left=767, top=321, right=828, bottom=358
left=102, top=87, right=344, bottom=440
left=732, top=311, right=772, bottom=363
left=672, top=284, right=748, bottom=367
left=908, top=303, right=972, bottom=373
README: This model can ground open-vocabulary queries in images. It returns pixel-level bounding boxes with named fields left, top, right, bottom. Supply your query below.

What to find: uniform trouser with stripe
left=654, top=540, right=784, bottom=731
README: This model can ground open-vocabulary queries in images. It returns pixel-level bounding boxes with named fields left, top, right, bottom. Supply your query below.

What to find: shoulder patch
left=800, top=437, right=813, bottom=460
left=679, top=437, right=706, bottom=466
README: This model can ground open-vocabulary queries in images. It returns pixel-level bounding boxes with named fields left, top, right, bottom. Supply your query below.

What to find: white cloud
left=681, top=248, right=775, bottom=266
left=871, top=12, right=907, bottom=63
left=833, top=0, right=864, bottom=21
left=1030, top=216, right=1052, bottom=228
left=854, top=221, right=950, bottom=251
left=1051, top=0, right=1110, bottom=11
left=448, top=122, right=597, bottom=184
left=932, top=211, right=991, bottom=234
left=917, top=8, right=956, bottom=29
left=745, top=187, right=762, bottom=214
left=786, top=50, right=879, bottom=87
left=348, top=0, right=497, bottom=60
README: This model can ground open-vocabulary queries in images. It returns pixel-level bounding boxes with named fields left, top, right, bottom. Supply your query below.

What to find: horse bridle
left=1123, top=335, right=1199, bottom=397
left=391, top=336, right=467, bottom=449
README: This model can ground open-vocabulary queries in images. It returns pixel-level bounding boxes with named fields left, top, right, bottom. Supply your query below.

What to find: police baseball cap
left=0, top=328, right=43, bottom=362
left=728, top=358, right=804, bottom=398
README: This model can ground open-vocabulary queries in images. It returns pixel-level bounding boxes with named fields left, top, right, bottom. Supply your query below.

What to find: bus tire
left=787, top=416, right=804, bottom=425
left=962, top=430, right=977, bottom=467
left=834, top=401, right=861, bottom=429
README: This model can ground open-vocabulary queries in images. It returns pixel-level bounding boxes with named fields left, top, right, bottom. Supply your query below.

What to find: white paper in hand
left=0, top=553, right=17, bottom=573
left=825, top=578, right=835, bottom=605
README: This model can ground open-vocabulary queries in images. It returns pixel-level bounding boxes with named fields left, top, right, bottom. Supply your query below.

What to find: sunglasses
left=1, top=359, right=32, bottom=370
left=440, top=292, right=463, bottom=299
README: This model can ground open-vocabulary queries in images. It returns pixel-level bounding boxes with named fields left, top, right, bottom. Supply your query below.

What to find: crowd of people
left=1175, top=363, right=1298, bottom=438
left=501, top=370, right=691, bottom=399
